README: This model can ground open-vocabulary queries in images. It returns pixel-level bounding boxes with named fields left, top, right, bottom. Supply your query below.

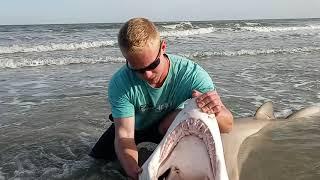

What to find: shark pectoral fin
left=254, top=101, right=275, bottom=120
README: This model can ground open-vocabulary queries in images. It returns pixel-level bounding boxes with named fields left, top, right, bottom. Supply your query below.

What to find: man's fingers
left=194, top=90, right=224, bottom=115
left=192, top=90, right=202, bottom=98
left=212, top=105, right=222, bottom=114
left=196, top=91, right=218, bottom=102
left=198, top=94, right=221, bottom=108
left=200, top=103, right=222, bottom=114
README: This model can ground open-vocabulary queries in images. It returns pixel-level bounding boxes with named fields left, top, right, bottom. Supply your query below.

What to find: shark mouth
left=159, top=118, right=217, bottom=179
left=140, top=98, right=228, bottom=180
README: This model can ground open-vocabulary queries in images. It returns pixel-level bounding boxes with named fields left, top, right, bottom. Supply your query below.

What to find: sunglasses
left=126, top=42, right=162, bottom=74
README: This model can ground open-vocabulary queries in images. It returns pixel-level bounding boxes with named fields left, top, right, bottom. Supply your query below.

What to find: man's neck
left=155, top=54, right=170, bottom=88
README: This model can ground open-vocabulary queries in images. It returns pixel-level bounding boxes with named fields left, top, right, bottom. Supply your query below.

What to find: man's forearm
left=216, top=106, right=234, bottom=133
left=114, top=138, right=140, bottom=179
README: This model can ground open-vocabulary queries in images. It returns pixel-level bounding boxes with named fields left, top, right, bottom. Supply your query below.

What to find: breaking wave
left=160, top=27, right=216, bottom=37
left=0, top=56, right=125, bottom=69
left=159, top=23, right=320, bottom=37
left=159, top=21, right=320, bottom=35
left=2, top=46, right=319, bottom=69
left=162, top=22, right=194, bottom=30
left=240, top=25, right=320, bottom=32
left=0, top=40, right=116, bottom=54
left=183, top=46, right=320, bottom=58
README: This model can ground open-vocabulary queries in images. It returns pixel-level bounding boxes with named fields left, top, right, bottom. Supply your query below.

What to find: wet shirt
left=108, top=54, right=215, bottom=130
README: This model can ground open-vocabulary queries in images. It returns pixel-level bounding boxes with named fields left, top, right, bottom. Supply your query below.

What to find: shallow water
left=0, top=19, right=320, bottom=179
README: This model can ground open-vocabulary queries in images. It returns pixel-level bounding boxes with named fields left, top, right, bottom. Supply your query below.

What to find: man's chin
left=146, top=78, right=157, bottom=84
left=148, top=82, right=157, bottom=86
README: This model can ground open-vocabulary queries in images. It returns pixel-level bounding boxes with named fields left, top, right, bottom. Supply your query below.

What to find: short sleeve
left=192, top=65, right=215, bottom=93
left=108, top=77, right=135, bottom=118
left=177, top=63, right=215, bottom=110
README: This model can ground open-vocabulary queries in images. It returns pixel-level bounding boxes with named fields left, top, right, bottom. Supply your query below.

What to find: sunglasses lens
left=137, top=69, right=145, bottom=74
left=135, top=58, right=160, bottom=74
left=148, top=58, right=160, bottom=69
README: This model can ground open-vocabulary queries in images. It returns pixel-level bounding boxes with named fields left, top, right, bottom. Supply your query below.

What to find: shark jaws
left=139, top=98, right=320, bottom=180
left=140, top=98, right=228, bottom=180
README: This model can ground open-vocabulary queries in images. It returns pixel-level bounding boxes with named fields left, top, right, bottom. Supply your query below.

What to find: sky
left=0, top=0, right=320, bottom=25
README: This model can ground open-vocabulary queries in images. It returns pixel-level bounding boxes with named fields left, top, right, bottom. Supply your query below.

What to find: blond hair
left=118, top=18, right=160, bottom=54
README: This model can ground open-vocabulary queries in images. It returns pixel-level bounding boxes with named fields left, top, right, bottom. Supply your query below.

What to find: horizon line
left=1, top=17, right=319, bottom=26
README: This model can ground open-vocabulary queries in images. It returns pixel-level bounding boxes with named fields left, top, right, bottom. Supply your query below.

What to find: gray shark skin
left=222, top=101, right=320, bottom=180
left=139, top=98, right=320, bottom=180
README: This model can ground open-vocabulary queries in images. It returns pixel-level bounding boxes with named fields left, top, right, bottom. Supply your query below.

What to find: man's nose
left=143, top=70, right=153, bottom=79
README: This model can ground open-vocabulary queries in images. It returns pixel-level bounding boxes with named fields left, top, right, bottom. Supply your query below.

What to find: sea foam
left=160, top=27, right=216, bottom=37
left=0, top=56, right=125, bottom=69
left=183, top=46, right=320, bottom=58
left=162, top=22, right=194, bottom=30
left=0, top=40, right=116, bottom=54
left=241, top=25, right=320, bottom=32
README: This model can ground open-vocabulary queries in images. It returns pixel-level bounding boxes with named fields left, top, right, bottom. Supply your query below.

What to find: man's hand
left=114, top=117, right=142, bottom=180
left=192, top=90, right=233, bottom=133
left=192, top=90, right=223, bottom=115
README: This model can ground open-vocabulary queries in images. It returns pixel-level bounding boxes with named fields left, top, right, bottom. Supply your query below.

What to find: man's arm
left=214, top=105, right=233, bottom=133
left=192, top=90, right=233, bottom=133
left=114, top=117, right=141, bottom=179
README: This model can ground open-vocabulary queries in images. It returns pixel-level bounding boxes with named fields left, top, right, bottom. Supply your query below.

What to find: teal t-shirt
left=108, top=54, right=215, bottom=130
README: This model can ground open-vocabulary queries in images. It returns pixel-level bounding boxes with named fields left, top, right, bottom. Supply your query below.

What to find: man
left=90, top=17, right=233, bottom=180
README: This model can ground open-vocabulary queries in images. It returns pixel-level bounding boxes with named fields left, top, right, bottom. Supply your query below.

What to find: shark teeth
left=159, top=118, right=217, bottom=179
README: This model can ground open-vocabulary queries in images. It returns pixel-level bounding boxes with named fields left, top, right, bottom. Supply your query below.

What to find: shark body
left=139, top=98, right=320, bottom=180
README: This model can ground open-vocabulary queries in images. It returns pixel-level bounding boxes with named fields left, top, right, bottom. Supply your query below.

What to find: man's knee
left=158, top=123, right=169, bottom=135
left=89, top=124, right=117, bottom=160
left=158, top=110, right=181, bottom=135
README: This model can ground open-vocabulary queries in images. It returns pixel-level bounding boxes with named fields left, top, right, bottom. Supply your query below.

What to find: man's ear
left=161, top=39, right=167, bottom=53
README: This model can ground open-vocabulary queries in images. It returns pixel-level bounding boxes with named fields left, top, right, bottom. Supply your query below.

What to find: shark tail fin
left=286, top=106, right=320, bottom=120
left=254, top=101, right=275, bottom=120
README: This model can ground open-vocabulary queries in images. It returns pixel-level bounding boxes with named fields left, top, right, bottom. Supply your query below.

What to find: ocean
left=0, top=18, right=319, bottom=179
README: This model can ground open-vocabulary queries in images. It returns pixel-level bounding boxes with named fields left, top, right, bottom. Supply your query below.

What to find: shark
left=139, top=98, right=320, bottom=180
